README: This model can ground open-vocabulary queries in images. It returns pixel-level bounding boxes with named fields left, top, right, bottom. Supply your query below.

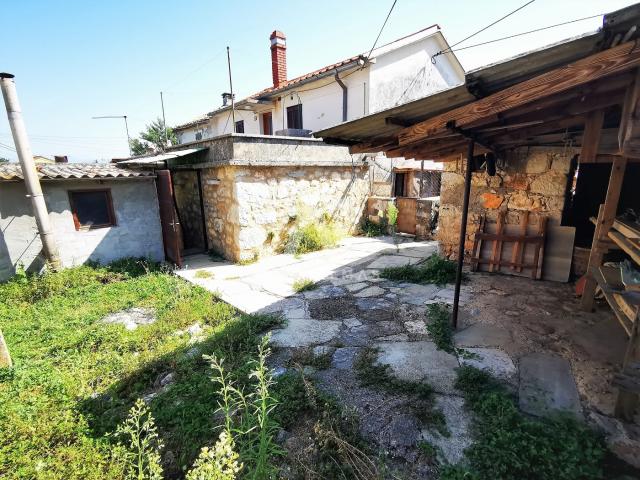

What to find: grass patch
left=273, top=370, right=379, bottom=479
left=283, top=215, right=342, bottom=256
left=361, top=218, right=387, bottom=237
left=380, top=254, right=460, bottom=285
left=354, top=348, right=449, bottom=437
left=194, top=270, right=213, bottom=279
left=426, top=303, right=454, bottom=353
left=292, top=278, right=317, bottom=293
left=236, top=253, right=259, bottom=266
left=446, top=365, right=607, bottom=480
left=0, top=260, right=282, bottom=479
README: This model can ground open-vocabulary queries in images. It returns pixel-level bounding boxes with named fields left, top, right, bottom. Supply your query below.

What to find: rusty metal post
left=452, top=140, right=475, bottom=329
left=1, top=73, right=61, bottom=271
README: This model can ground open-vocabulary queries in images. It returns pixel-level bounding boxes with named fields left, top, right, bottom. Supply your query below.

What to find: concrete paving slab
left=375, top=341, right=460, bottom=394
left=270, top=318, right=342, bottom=347
left=331, top=347, right=360, bottom=370
left=367, top=255, right=422, bottom=270
left=355, top=297, right=395, bottom=311
left=519, top=352, right=583, bottom=419
left=354, top=286, right=386, bottom=297
left=420, top=394, right=472, bottom=465
left=454, top=323, right=513, bottom=349
left=459, top=348, right=517, bottom=381
left=303, top=284, right=348, bottom=300
left=344, top=282, right=369, bottom=292
left=398, top=284, right=440, bottom=305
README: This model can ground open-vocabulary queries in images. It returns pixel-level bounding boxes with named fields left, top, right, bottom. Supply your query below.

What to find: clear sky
left=1, top=0, right=637, bottom=162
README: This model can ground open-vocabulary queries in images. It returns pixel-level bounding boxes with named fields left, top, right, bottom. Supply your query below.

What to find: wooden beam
left=579, top=110, right=605, bottom=164
left=397, top=41, right=640, bottom=148
left=581, top=156, right=629, bottom=311
left=385, top=117, right=413, bottom=128
left=619, top=69, right=640, bottom=158
left=350, top=137, right=397, bottom=154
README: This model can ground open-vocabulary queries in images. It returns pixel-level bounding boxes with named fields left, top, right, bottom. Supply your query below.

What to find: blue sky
left=0, top=0, right=636, bottom=162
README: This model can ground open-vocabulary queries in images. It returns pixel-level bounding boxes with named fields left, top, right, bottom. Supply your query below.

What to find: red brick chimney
left=270, top=30, right=287, bottom=88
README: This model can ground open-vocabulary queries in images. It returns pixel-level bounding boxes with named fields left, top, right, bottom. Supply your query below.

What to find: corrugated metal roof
left=0, top=163, right=155, bottom=181
left=117, top=147, right=207, bottom=165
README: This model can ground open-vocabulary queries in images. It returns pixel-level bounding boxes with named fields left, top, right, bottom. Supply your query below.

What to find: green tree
left=0, top=157, right=9, bottom=163
left=129, top=118, right=177, bottom=156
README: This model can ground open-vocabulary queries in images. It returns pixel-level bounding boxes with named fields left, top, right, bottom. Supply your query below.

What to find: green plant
left=237, top=252, right=259, bottom=266
left=380, top=254, right=460, bottom=285
left=186, top=431, right=242, bottom=480
left=292, top=278, right=317, bottom=293
left=283, top=211, right=342, bottom=256
left=386, top=202, right=398, bottom=227
left=417, top=440, right=439, bottom=461
left=205, top=335, right=282, bottom=479
left=453, top=366, right=607, bottom=480
left=426, top=304, right=454, bottom=353
left=115, top=399, right=164, bottom=480
left=361, top=218, right=387, bottom=237
left=195, top=270, right=214, bottom=279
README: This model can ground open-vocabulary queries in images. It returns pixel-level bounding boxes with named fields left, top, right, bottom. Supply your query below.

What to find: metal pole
left=227, top=46, right=236, bottom=133
left=0, top=73, right=61, bottom=270
left=123, top=115, right=132, bottom=156
left=160, top=91, right=168, bottom=148
left=452, top=140, right=475, bottom=329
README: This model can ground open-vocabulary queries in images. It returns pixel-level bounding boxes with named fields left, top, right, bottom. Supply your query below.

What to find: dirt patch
left=308, top=297, right=358, bottom=320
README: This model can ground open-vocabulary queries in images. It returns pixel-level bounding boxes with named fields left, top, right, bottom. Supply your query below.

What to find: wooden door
left=262, top=112, right=273, bottom=135
left=396, top=197, right=417, bottom=235
left=156, top=170, right=183, bottom=267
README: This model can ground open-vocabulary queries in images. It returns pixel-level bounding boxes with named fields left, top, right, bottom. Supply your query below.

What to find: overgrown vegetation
left=361, top=218, right=387, bottom=237
left=0, top=260, right=281, bottom=479
left=272, top=371, right=379, bottom=479
left=442, top=366, right=607, bottom=480
left=426, top=303, right=454, bottom=353
left=380, top=254, right=460, bottom=285
left=355, top=348, right=448, bottom=436
left=283, top=210, right=342, bottom=255
left=292, top=278, right=318, bottom=293
left=194, top=270, right=213, bottom=279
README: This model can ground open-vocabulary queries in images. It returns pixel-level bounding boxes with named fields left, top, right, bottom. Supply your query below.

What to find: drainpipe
left=335, top=70, right=348, bottom=122
left=0, top=73, right=61, bottom=270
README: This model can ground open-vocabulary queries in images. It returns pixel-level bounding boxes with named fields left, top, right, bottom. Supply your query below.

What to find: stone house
left=134, top=134, right=369, bottom=263
left=0, top=163, right=164, bottom=280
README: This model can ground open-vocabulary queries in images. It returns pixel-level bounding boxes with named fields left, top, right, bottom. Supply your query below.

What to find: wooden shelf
left=592, top=266, right=634, bottom=336
left=608, top=230, right=640, bottom=265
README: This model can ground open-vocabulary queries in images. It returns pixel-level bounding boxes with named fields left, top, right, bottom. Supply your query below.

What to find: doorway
left=262, top=112, right=273, bottom=135
left=171, top=170, right=207, bottom=255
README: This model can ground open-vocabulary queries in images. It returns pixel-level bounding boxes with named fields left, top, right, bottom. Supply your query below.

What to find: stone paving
left=177, top=236, right=627, bottom=473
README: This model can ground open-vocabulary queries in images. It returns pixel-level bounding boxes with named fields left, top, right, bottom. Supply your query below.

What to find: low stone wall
left=201, top=165, right=369, bottom=261
left=437, top=147, right=574, bottom=258
left=416, top=198, right=438, bottom=240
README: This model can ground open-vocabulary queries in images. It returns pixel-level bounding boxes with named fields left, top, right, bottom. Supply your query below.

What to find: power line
left=0, top=141, right=16, bottom=152
left=448, top=14, right=605, bottom=53
left=432, top=0, right=536, bottom=61
left=366, top=0, right=399, bottom=61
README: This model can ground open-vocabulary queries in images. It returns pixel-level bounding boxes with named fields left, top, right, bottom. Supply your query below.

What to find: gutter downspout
left=0, top=73, right=61, bottom=270
left=335, top=70, right=348, bottom=122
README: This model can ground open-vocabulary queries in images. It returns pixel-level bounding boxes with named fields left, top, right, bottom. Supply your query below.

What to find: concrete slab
left=519, top=353, right=583, bottom=419
left=303, top=284, right=347, bottom=300
left=454, top=323, right=513, bottom=349
left=367, top=255, right=421, bottom=270
left=270, top=318, right=341, bottom=347
left=344, top=282, right=369, bottom=292
left=420, top=394, right=472, bottom=465
left=398, top=284, right=440, bottom=305
left=459, top=348, right=517, bottom=381
left=331, top=347, right=360, bottom=370
left=355, top=297, right=395, bottom=311
left=353, top=286, right=386, bottom=298
left=375, top=341, right=460, bottom=394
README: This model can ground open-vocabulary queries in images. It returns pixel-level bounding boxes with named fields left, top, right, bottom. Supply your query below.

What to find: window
left=286, top=104, right=303, bottom=129
left=234, top=120, right=245, bottom=133
left=69, top=190, right=116, bottom=230
left=262, top=112, right=273, bottom=135
left=195, top=131, right=203, bottom=141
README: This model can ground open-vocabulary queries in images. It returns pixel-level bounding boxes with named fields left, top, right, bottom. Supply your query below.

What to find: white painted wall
left=176, top=29, right=464, bottom=144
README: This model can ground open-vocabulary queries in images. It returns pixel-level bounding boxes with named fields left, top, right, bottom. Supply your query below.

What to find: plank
left=512, top=212, right=529, bottom=272
left=609, top=230, right=640, bottom=264
left=471, top=215, right=486, bottom=272
left=532, top=216, right=548, bottom=280
left=619, top=69, right=640, bottom=158
left=489, top=212, right=506, bottom=273
left=579, top=110, right=606, bottom=164
left=613, top=218, right=640, bottom=239
left=397, top=41, right=640, bottom=147
left=591, top=266, right=634, bottom=336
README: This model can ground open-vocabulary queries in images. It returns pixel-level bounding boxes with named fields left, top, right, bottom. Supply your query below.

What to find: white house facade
left=174, top=25, right=464, bottom=144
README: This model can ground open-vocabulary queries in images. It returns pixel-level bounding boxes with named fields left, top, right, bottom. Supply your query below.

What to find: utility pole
left=227, top=46, right=236, bottom=133
left=160, top=91, right=169, bottom=148
left=0, top=73, right=61, bottom=271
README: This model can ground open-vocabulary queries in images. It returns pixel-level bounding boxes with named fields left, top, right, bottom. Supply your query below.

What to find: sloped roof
left=0, top=163, right=155, bottom=181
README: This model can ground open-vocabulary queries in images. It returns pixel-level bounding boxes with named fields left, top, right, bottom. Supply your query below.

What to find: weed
left=386, top=203, right=398, bottom=227
left=194, top=270, right=213, bottom=279
left=292, top=278, right=317, bottom=293
left=426, top=303, right=454, bottom=353
left=453, top=365, right=607, bottom=480
left=115, top=398, right=164, bottom=480
left=380, top=254, right=460, bottom=285
left=236, top=253, right=259, bottom=266
left=283, top=212, right=342, bottom=256
left=186, top=431, right=242, bottom=480
left=354, top=348, right=448, bottom=436
left=361, top=218, right=387, bottom=237
left=417, top=440, right=438, bottom=461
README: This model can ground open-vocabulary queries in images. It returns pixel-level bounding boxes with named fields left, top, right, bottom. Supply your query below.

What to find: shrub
left=361, top=218, right=387, bottom=237
left=380, top=254, right=459, bottom=285
left=283, top=217, right=342, bottom=255
left=292, top=278, right=317, bottom=293
left=426, top=303, right=454, bottom=353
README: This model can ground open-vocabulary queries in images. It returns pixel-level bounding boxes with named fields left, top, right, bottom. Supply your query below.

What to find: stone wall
left=201, top=165, right=369, bottom=261
left=437, top=147, right=574, bottom=257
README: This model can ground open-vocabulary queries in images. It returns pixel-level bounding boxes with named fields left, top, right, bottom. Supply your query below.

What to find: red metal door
left=156, top=170, right=183, bottom=267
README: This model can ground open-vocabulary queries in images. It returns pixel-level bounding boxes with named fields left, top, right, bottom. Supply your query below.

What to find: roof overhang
left=117, top=147, right=208, bottom=167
